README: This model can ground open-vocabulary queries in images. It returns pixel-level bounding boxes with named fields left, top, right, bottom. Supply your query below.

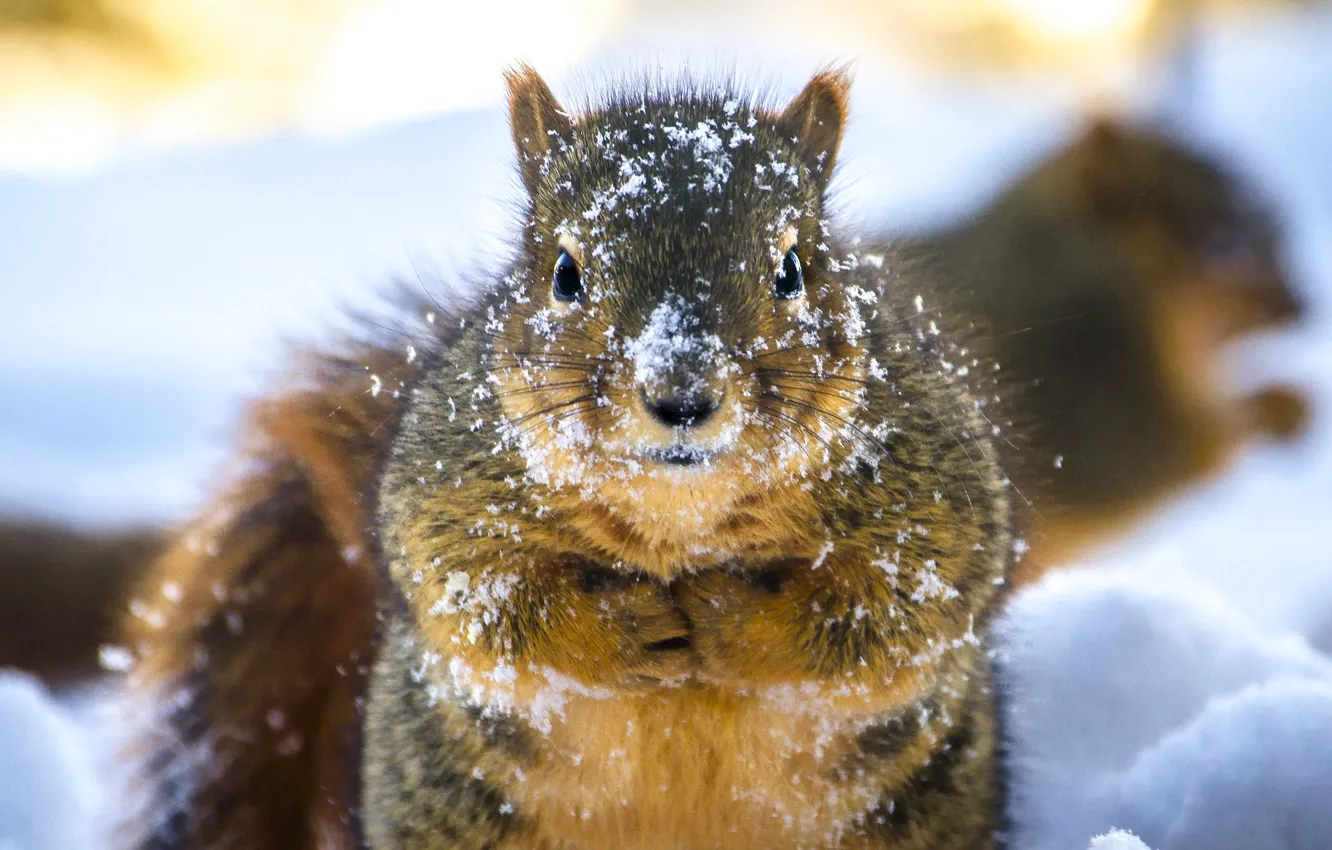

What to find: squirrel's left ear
left=777, top=68, right=852, bottom=182
left=505, top=64, right=574, bottom=196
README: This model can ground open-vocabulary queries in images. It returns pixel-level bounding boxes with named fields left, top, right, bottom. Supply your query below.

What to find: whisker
left=465, top=360, right=602, bottom=379
left=492, top=380, right=593, bottom=400
left=405, top=249, right=453, bottom=322
left=744, top=343, right=832, bottom=362
left=760, top=382, right=863, bottom=406
left=491, top=324, right=618, bottom=357
left=354, top=317, right=442, bottom=348
left=755, top=368, right=874, bottom=388
left=505, top=394, right=599, bottom=429
left=495, top=343, right=612, bottom=362
left=916, top=400, right=1020, bottom=518
left=759, top=404, right=839, bottom=458
left=763, top=394, right=892, bottom=461
left=754, top=409, right=819, bottom=465
left=506, top=403, right=599, bottom=447
left=494, top=351, right=613, bottom=366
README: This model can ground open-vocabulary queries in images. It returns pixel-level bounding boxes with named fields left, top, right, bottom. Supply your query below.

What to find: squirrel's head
left=484, top=67, right=876, bottom=550
left=1065, top=120, right=1303, bottom=338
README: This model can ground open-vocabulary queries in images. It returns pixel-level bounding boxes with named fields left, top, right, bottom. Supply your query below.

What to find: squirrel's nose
left=645, top=391, right=720, bottom=428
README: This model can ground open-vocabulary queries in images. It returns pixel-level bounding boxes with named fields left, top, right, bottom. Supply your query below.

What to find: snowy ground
left=2, top=8, right=1331, bottom=850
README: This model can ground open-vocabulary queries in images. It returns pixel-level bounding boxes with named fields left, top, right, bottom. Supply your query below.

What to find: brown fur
left=911, top=120, right=1309, bottom=580
left=120, top=68, right=1015, bottom=850
left=116, top=340, right=430, bottom=849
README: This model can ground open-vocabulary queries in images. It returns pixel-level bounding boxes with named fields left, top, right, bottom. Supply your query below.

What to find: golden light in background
left=996, top=0, right=1156, bottom=43
left=868, top=0, right=1303, bottom=75
left=877, top=0, right=1164, bottom=69
left=0, top=0, right=626, bottom=174
left=0, top=0, right=351, bottom=172
left=0, top=0, right=1303, bottom=173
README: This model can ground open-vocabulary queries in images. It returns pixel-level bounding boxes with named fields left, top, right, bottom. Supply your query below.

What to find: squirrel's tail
left=114, top=344, right=414, bottom=850
left=0, top=520, right=165, bottom=686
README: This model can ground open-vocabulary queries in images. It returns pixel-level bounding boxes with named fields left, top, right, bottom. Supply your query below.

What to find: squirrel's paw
left=548, top=565, right=696, bottom=687
left=1246, top=384, right=1311, bottom=443
left=676, top=559, right=826, bottom=686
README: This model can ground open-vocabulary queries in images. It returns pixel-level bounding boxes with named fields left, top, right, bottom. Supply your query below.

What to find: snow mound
left=998, top=568, right=1332, bottom=850
left=0, top=673, right=97, bottom=850
left=1109, top=678, right=1332, bottom=849
left=1088, top=829, right=1153, bottom=850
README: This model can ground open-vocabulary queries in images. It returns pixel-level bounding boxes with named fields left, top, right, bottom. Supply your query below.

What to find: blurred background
left=1, top=0, right=1330, bottom=846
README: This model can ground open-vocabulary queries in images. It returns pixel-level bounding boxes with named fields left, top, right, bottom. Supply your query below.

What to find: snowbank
left=999, top=568, right=1332, bottom=850
left=0, top=673, right=97, bottom=850
left=1089, top=830, right=1153, bottom=850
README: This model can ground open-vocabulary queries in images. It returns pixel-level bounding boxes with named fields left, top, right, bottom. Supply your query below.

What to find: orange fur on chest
left=471, top=686, right=930, bottom=850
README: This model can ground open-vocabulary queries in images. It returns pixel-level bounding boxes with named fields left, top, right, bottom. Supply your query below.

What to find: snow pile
left=0, top=674, right=97, bottom=850
left=1088, top=830, right=1153, bottom=850
left=998, top=568, right=1332, bottom=850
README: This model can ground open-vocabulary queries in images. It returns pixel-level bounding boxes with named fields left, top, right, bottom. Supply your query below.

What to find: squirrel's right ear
left=777, top=68, right=852, bottom=183
left=1074, top=118, right=1138, bottom=222
left=505, top=65, right=574, bottom=196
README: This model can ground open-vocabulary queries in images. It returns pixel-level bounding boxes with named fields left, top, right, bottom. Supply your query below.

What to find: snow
left=998, top=569, right=1332, bottom=849
left=1089, top=830, right=1153, bottom=850
left=0, top=675, right=97, bottom=850
left=623, top=294, right=726, bottom=393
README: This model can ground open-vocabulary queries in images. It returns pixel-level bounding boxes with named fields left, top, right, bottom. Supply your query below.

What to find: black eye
left=1200, top=224, right=1258, bottom=272
left=553, top=249, right=583, bottom=302
left=774, top=248, right=803, bottom=300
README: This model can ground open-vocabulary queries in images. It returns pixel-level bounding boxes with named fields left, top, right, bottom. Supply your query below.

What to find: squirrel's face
left=488, top=69, right=872, bottom=536
left=1071, top=121, right=1303, bottom=338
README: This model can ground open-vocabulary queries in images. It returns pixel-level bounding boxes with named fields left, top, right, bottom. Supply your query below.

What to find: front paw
left=675, top=557, right=930, bottom=706
left=553, top=565, right=695, bottom=686
left=1247, top=384, right=1311, bottom=443
left=675, top=559, right=824, bottom=686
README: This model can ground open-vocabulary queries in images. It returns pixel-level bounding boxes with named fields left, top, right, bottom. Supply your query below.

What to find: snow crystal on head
left=623, top=293, right=726, bottom=391
left=562, top=113, right=768, bottom=255
left=541, top=84, right=818, bottom=257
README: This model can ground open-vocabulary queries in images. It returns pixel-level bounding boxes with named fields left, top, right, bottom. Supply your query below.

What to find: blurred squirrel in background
left=908, top=121, right=1309, bottom=583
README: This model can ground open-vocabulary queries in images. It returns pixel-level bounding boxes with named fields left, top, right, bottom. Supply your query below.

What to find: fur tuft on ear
left=776, top=68, right=852, bottom=181
left=505, top=64, right=574, bottom=196
left=1073, top=118, right=1139, bottom=221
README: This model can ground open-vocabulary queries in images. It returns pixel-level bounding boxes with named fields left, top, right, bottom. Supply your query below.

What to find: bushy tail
left=115, top=340, right=419, bottom=850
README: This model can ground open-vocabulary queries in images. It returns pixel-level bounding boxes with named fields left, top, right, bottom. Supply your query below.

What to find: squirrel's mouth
left=642, top=444, right=721, bottom=467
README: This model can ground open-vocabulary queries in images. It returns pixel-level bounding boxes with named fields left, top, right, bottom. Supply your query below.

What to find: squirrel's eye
left=774, top=248, right=803, bottom=300
left=1200, top=224, right=1257, bottom=272
left=553, top=249, right=583, bottom=303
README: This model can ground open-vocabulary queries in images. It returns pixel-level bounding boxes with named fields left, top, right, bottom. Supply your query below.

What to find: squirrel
left=116, top=67, right=1016, bottom=850
left=906, top=120, right=1308, bottom=581
left=0, top=519, right=164, bottom=686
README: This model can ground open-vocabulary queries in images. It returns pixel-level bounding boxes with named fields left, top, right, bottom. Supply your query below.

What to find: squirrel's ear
left=776, top=68, right=851, bottom=182
left=505, top=64, right=574, bottom=196
left=1074, top=118, right=1138, bottom=222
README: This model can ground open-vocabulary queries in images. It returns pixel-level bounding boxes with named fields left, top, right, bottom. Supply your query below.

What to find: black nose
left=646, top=392, right=720, bottom=428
